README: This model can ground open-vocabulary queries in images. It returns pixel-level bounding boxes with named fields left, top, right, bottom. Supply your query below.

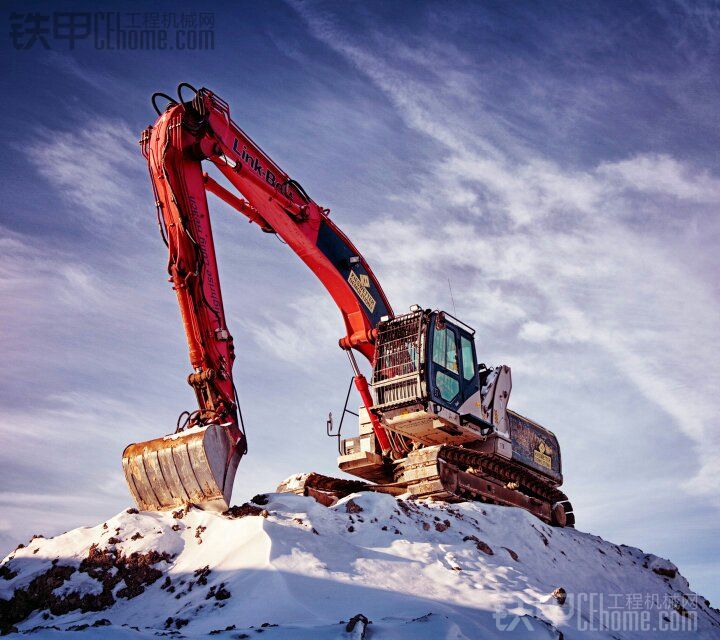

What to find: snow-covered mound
left=1, top=490, right=718, bottom=639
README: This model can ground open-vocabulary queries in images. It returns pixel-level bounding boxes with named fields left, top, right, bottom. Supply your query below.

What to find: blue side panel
left=315, top=220, right=390, bottom=328
left=509, top=412, right=562, bottom=483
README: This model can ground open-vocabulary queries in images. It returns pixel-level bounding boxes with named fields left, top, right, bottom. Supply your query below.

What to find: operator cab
left=368, top=309, right=493, bottom=445
left=427, top=311, right=480, bottom=416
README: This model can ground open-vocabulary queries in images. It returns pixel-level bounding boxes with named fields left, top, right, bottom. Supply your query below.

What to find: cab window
left=435, top=371, right=460, bottom=402
left=432, top=326, right=458, bottom=373
left=460, top=336, right=475, bottom=381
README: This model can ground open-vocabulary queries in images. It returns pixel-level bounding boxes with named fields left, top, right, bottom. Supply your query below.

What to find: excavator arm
left=123, top=85, right=397, bottom=511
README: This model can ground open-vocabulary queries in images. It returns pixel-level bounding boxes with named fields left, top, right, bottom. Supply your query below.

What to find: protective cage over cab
left=372, top=309, right=493, bottom=445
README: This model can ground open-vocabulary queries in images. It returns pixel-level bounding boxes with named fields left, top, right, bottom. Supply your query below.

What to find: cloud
left=43, top=52, right=116, bottom=94
left=241, top=295, right=344, bottom=371
left=518, top=321, right=561, bottom=344
left=599, top=154, right=720, bottom=202
left=23, top=117, right=145, bottom=226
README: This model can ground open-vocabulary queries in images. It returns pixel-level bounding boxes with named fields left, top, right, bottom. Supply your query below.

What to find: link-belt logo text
left=232, top=139, right=294, bottom=201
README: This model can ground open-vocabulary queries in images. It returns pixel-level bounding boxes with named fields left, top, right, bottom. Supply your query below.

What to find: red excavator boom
left=123, top=84, right=397, bottom=511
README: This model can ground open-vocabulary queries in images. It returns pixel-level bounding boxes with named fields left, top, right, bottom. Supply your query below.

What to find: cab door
left=428, top=313, right=478, bottom=412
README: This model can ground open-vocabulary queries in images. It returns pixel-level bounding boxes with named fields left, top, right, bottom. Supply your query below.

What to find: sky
left=1, top=0, right=719, bottom=604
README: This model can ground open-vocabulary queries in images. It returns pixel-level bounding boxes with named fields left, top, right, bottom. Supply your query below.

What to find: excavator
left=122, top=84, right=575, bottom=528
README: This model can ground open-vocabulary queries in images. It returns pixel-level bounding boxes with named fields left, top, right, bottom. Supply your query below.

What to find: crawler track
left=280, top=445, right=574, bottom=528
left=399, top=446, right=575, bottom=527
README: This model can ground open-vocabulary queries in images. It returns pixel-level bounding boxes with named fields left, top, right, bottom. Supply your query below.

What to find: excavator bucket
left=122, top=424, right=243, bottom=512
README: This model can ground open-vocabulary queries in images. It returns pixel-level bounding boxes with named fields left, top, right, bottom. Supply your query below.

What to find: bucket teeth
left=122, top=424, right=243, bottom=512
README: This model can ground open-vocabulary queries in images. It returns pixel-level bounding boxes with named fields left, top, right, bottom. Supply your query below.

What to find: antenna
left=447, top=277, right=457, bottom=316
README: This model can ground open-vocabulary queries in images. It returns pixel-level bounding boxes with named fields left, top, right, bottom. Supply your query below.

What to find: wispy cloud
left=241, top=295, right=344, bottom=370
left=23, top=117, right=145, bottom=226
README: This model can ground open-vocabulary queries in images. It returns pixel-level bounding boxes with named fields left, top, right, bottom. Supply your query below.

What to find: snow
left=163, top=421, right=233, bottom=441
left=163, top=424, right=207, bottom=440
left=1, top=491, right=719, bottom=638
left=277, top=473, right=313, bottom=493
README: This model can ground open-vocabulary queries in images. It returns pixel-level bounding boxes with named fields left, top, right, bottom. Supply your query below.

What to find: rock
left=646, top=555, right=678, bottom=579
left=223, top=503, right=266, bottom=519
left=214, top=585, right=231, bottom=600
left=653, top=566, right=677, bottom=579
left=0, top=544, right=171, bottom=633
left=463, top=535, right=493, bottom=555
left=345, top=499, right=363, bottom=514
left=91, top=619, right=111, bottom=627
left=0, top=565, right=18, bottom=580
left=194, top=565, right=211, bottom=586
left=435, top=519, right=451, bottom=532
left=503, top=547, right=519, bottom=561
left=552, top=587, right=567, bottom=604
left=346, top=613, right=369, bottom=638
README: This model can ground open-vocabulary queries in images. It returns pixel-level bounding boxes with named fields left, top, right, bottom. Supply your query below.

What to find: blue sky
left=1, top=0, right=719, bottom=603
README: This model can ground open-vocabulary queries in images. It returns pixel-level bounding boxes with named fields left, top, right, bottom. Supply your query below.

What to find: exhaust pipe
left=122, top=424, right=244, bottom=512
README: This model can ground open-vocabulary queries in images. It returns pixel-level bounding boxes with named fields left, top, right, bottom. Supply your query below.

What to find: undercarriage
left=279, top=444, right=574, bottom=528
